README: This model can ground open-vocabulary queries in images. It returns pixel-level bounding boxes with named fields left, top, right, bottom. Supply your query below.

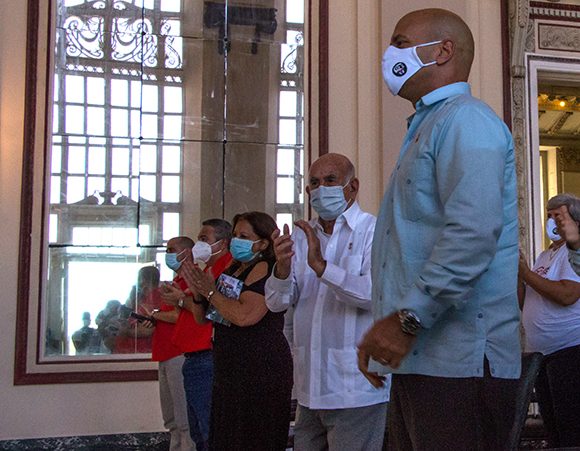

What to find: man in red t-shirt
left=136, top=254, right=195, bottom=451
left=160, top=219, right=233, bottom=451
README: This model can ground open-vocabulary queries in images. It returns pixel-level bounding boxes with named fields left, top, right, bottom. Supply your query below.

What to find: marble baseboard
left=0, top=432, right=170, bottom=450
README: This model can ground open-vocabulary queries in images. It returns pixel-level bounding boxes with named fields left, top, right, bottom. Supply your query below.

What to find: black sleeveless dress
left=209, top=259, right=293, bottom=451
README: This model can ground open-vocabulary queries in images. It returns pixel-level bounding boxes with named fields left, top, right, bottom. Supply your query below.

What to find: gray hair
left=202, top=218, right=232, bottom=243
left=547, top=193, right=580, bottom=221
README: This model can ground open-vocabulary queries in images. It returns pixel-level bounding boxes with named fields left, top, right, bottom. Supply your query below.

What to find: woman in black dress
left=182, top=211, right=293, bottom=451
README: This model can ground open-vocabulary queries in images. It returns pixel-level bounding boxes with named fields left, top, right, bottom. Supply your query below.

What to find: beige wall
left=0, top=0, right=505, bottom=440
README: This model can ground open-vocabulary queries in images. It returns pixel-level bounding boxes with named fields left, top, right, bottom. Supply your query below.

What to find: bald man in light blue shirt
left=358, top=8, right=521, bottom=450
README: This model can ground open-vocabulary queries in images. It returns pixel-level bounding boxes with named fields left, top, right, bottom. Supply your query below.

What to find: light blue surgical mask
left=165, top=249, right=187, bottom=271
left=310, top=181, right=352, bottom=221
left=230, top=237, right=261, bottom=263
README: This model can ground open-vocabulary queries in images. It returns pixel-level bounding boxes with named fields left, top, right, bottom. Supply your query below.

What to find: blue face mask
left=165, top=249, right=187, bottom=271
left=230, top=237, right=261, bottom=263
left=310, top=182, right=352, bottom=221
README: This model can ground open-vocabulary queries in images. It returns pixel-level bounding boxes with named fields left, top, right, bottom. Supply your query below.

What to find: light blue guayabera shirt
left=371, top=82, right=521, bottom=379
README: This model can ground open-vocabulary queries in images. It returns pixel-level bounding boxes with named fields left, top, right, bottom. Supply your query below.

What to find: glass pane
left=164, top=86, right=182, bottom=113
left=68, top=146, right=86, bottom=174
left=140, top=175, right=157, bottom=201
left=88, top=146, right=106, bottom=175
left=87, top=77, right=105, bottom=105
left=87, top=107, right=105, bottom=135
left=112, top=147, right=130, bottom=175
left=65, top=105, right=85, bottom=134
left=111, top=79, right=129, bottom=107
left=162, top=145, right=181, bottom=173
left=142, top=85, right=158, bottom=112
left=277, top=177, right=294, bottom=203
left=279, top=119, right=297, bottom=145
left=87, top=176, right=105, bottom=195
left=67, top=176, right=85, bottom=203
left=50, top=176, right=61, bottom=204
left=52, top=145, right=62, bottom=173
left=111, top=109, right=129, bottom=136
left=161, top=175, right=180, bottom=203
left=279, top=91, right=297, bottom=117
left=65, top=75, right=84, bottom=103
left=163, top=212, right=180, bottom=241
left=287, top=0, right=305, bottom=23
left=49, top=214, right=58, bottom=243
left=140, top=145, right=157, bottom=173
left=277, top=147, right=295, bottom=175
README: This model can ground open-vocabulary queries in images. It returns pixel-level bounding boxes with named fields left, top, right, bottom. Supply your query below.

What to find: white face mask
left=382, top=40, right=441, bottom=96
left=192, top=239, right=223, bottom=264
left=546, top=218, right=562, bottom=242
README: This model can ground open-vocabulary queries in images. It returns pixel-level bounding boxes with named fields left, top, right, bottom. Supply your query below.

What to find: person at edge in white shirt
left=265, top=153, right=389, bottom=451
left=519, top=193, right=580, bottom=448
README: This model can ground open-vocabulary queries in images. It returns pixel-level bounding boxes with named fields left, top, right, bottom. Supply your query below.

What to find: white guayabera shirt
left=265, top=202, right=390, bottom=409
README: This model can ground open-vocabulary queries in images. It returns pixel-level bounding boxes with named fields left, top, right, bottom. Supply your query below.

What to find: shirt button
left=382, top=262, right=386, bottom=268
left=477, top=313, right=483, bottom=319
left=406, top=179, right=412, bottom=184
left=379, top=295, right=383, bottom=301
left=413, top=350, right=418, bottom=356
left=386, top=229, right=390, bottom=235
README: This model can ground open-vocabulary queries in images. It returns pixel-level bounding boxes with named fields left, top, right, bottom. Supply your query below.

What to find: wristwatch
left=178, top=298, right=184, bottom=308
left=398, top=309, right=422, bottom=336
left=206, top=290, right=215, bottom=302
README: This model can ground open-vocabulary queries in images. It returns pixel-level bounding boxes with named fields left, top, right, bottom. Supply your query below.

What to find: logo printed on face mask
left=392, top=62, right=407, bottom=77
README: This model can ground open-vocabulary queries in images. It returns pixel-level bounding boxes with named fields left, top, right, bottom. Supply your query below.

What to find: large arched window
left=16, top=0, right=328, bottom=384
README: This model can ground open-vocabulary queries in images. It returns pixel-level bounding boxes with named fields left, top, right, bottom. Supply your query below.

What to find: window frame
left=15, top=0, right=329, bottom=384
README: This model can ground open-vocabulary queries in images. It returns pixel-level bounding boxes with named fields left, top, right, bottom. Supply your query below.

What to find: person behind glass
left=358, top=8, right=521, bottom=450
left=160, top=222, right=233, bottom=451
left=553, top=197, right=580, bottom=276
left=519, top=194, right=580, bottom=448
left=180, top=211, right=293, bottom=451
left=114, top=265, right=160, bottom=353
left=71, top=311, right=101, bottom=354
left=265, top=153, right=389, bottom=451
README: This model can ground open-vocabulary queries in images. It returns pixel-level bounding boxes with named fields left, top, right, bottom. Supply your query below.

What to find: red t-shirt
left=171, top=252, right=233, bottom=353
left=151, top=300, right=183, bottom=362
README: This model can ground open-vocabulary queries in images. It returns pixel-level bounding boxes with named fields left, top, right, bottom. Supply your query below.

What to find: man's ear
left=435, top=39, right=454, bottom=65
left=305, top=185, right=311, bottom=196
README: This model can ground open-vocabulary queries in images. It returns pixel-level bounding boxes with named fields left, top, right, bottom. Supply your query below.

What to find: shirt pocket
left=399, top=156, right=438, bottom=222
left=327, top=348, right=358, bottom=394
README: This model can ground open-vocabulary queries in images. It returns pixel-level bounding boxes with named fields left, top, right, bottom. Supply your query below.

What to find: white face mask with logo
left=382, top=40, right=441, bottom=96
left=546, top=217, right=562, bottom=242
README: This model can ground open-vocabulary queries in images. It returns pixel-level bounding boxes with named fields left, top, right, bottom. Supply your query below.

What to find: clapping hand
left=181, top=259, right=216, bottom=299
left=160, top=282, right=185, bottom=306
left=272, top=224, right=294, bottom=279
left=294, top=220, right=326, bottom=277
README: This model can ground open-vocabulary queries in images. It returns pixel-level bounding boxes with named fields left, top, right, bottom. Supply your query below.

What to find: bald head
left=390, top=8, right=475, bottom=102
left=402, top=9, right=474, bottom=76
left=310, top=153, right=355, bottom=184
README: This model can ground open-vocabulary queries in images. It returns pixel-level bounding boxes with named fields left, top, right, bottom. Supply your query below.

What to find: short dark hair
left=232, top=211, right=277, bottom=262
left=169, top=236, right=194, bottom=250
left=202, top=218, right=233, bottom=243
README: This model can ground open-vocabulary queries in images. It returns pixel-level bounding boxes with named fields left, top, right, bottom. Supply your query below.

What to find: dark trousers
left=387, top=360, right=519, bottom=451
left=535, top=343, right=580, bottom=448
left=182, top=350, right=213, bottom=451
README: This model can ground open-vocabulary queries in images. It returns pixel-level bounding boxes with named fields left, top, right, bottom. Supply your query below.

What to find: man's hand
left=272, top=224, right=294, bottom=279
left=294, top=220, right=326, bottom=277
left=160, top=282, right=185, bottom=306
left=358, top=312, right=416, bottom=370
left=555, top=205, right=580, bottom=250
left=357, top=348, right=387, bottom=388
